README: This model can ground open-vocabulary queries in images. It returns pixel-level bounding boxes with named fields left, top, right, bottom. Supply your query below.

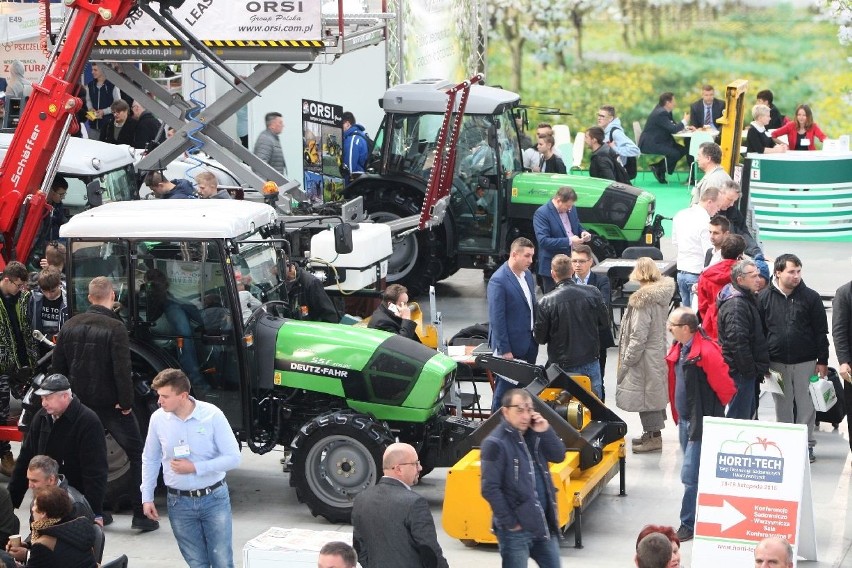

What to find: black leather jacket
left=534, top=279, right=609, bottom=367
left=51, top=305, right=134, bottom=410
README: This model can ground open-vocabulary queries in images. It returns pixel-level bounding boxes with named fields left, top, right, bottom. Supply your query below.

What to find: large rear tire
left=363, top=189, right=446, bottom=298
left=290, top=411, right=394, bottom=524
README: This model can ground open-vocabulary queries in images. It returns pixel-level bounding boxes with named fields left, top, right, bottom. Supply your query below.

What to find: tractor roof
left=0, top=133, right=134, bottom=175
left=60, top=199, right=278, bottom=240
left=380, top=78, right=520, bottom=115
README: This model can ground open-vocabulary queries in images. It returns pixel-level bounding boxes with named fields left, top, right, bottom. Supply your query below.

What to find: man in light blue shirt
left=141, top=369, right=241, bottom=568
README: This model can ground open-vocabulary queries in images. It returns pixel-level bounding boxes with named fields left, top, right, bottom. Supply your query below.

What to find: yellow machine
left=442, top=360, right=627, bottom=548
left=717, top=79, right=749, bottom=176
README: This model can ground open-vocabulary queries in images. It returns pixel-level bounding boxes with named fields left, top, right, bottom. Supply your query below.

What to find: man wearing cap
left=7, top=374, right=108, bottom=526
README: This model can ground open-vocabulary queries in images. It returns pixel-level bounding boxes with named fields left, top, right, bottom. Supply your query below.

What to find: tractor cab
left=361, top=79, right=523, bottom=259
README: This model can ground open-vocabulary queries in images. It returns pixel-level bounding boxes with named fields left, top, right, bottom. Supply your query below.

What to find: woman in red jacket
left=771, top=104, right=826, bottom=151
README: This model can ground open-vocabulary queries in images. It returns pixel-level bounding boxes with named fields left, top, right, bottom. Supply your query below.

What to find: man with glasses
left=481, top=388, right=566, bottom=567
left=716, top=259, right=770, bottom=420
left=571, top=244, right=615, bottom=387
left=0, top=261, right=38, bottom=477
left=351, top=443, right=448, bottom=568
left=597, top=105, right=640, bottom=177
left=665, top=308, right=735, bottom=543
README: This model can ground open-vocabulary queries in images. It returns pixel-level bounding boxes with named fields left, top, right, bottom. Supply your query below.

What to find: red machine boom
left=0, top=0, right=136, bottom=268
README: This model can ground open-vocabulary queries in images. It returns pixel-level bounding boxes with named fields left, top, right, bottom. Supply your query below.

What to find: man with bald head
left=754, top=537, right=794, bottom=568
left=351, top=443, right=448, bottom=568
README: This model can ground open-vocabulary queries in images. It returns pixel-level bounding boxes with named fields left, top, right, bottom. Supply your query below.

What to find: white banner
left=692, top=417, right=817, bottom=568
left=99, top=1, right=322, bottom=42
left=402, top=0, right=468, bottom=82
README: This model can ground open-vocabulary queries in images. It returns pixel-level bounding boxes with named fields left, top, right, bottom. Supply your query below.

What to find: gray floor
left=7, top=240, right=851, bottom=567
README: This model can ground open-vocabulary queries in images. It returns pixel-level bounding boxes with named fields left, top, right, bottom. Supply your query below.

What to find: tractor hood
left=272, top=320, right=456, bottom=422
left=510, top=172, right=655, bottom=244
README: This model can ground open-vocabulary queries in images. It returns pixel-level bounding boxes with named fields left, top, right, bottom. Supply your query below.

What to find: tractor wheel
left=363, top=189, right=445, bottom=298
left=290, top=412, right=394, bottom=524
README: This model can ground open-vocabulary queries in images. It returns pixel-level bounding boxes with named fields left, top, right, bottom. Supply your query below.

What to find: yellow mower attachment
left=441, top=362, right=627, bottom=548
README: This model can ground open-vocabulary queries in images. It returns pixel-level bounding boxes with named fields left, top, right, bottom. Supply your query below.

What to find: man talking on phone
left=481, top=388, right=566, bottom=568
left=367, top=284, right=421, bottom=343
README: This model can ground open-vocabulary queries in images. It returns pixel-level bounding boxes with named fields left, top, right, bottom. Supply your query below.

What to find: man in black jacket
left=7, top=375, right=107, bottom=526
left=98, top=99, right=137, bottom=146
left=717, top=260, right=770, bottom=420
left=534, top=254, right=610, bottom=398
left=758, top=254, right=829, bottom=463
left=832, top=278, right=852, bottom=453
left=51, top=277, right=158, bottom=531
left=639, top=92, right=691, bottom=183
left=367, top=284, right=420, bottom=342
left=285, top=262, right=339, bottom=323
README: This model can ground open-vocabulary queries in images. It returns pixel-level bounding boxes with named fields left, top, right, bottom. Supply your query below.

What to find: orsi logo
left=245, top=1, right=303, bottom=12
left=306, top=102, right=335, bottom=120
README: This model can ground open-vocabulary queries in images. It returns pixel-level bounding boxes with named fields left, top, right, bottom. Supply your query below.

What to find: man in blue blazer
left=571, top=244, right=616, bottom=400
left=488, top=237, right=539, bottom=411
left=533, top=186, right=591, bottom=293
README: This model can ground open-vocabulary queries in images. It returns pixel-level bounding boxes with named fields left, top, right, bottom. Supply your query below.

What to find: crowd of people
left=519, top=86, right=828, bottom=187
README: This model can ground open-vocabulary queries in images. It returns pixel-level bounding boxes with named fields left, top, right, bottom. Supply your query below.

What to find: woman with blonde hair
left=616, top=257, right=676, bottom=453
left=746, top=104, right=787, bottom=154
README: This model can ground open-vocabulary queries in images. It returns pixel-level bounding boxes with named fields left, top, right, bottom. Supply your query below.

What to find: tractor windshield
left=381, top=111, right=521, bottom=183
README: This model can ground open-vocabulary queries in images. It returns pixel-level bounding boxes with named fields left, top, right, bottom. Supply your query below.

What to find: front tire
left=290, top=411, right=394, bottom=524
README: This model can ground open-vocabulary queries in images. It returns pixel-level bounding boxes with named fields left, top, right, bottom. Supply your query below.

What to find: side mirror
left=86, top=180, right=103, bottom=208
left=333, top=223, right=353, bottom=255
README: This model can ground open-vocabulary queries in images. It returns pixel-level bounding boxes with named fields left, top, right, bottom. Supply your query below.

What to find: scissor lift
left=89, top=3, right=393, bottom=210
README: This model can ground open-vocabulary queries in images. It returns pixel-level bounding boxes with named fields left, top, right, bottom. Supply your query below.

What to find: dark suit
left=352, top=477, right=448, bottom=568
left=639, top=105, right=687, bottom=174
left=577, top=271, right=616, bottom=391
left=99, top=116, right=137, bottom=146
left=689, top=98, right=724, bottom=130
left=533, top=200, right=584, bottom=285
left=487, top=261, right=538, bottom=409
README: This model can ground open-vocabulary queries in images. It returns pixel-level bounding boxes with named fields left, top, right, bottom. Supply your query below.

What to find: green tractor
left=345, top=78, right=660, bottom=296
left=52, top=199, right=474, bottom=523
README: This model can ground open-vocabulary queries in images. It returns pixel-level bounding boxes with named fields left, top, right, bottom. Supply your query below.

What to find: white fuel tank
left=308, top=222, right=391, bottom=291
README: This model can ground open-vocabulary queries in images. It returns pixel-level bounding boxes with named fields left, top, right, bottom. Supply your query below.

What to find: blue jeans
left=678, top=419, right=701, bottom=531
left=677, top=272, right=699, bottom=308
left=726, top=372, right=756, bottom=420
left=167, top=482, right=234, bottom=568
left=562, top=360, right=603, bottom=400
left=495, top=528, right=561, bottom=568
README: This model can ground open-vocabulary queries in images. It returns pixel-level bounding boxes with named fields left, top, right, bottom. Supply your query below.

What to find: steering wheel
left=243, top=301, right=290, bottom=332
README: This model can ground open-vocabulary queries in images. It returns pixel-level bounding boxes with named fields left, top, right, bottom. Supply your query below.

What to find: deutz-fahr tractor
left=43, top=198, right=475, bottom=523
left=11, top=198, right=628, bottom=530
left=345, top=78, right=660, bottom=297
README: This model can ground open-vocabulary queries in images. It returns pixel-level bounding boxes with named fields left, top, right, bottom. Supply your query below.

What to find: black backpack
left=610, top=150, right=631, bottom=184
left=608, top=127, right=638, bottom=181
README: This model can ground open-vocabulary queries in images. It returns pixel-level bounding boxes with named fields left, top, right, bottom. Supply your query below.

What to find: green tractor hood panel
left=510, top=173, right=655, bottom=243
left=272, top=321, right=456, bottom=422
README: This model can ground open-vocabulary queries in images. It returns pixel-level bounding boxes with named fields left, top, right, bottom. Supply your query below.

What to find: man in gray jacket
left=253, top=112, right=287, bottom=177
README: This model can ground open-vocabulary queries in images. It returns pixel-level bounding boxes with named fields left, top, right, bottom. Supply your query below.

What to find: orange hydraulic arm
left=418, top=74, right=484, bottom=231
left=0, top=0, right=138, bottom=269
